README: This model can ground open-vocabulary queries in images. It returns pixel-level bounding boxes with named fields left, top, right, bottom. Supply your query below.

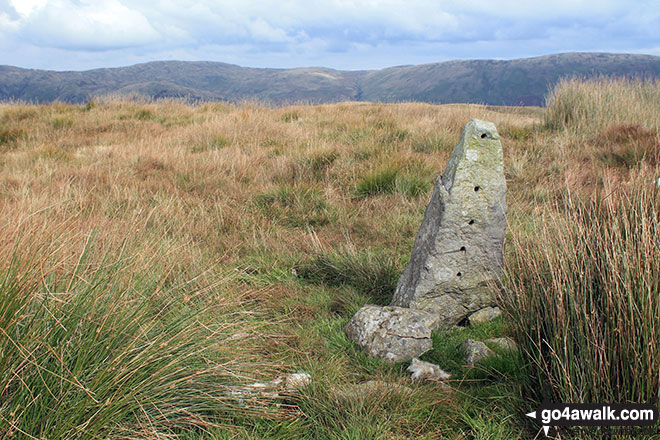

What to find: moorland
left=0, top=77, right=659, bottom=439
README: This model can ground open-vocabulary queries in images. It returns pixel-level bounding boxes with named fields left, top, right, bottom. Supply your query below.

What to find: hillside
left=1, top=52, right=660, bottom=105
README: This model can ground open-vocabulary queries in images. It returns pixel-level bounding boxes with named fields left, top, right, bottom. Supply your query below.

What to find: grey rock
left=407, top=358, right=451, bottom=382
left=345, top=305, right=439, bottom=362
left=391, top=119, right=506, bottom=329
left=461, top=338, right=494, bottom=366
left=484, top=337, right=518, bottom=351
left=468, top=306, right=502, bottom=325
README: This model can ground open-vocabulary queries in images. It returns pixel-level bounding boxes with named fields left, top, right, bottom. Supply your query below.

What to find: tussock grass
left=0, top=224, right=281, bottom=439
left=545, top=76, right=660, bottom=134
left=503, top=78, right=660, bottom=409
left=502, top=177, right=660, bottom=404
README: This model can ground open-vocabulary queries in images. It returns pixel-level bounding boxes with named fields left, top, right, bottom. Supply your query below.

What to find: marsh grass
left=0, top=226, right=283, bottom=439
left=545, top=77, right=660, bottom=134
left=502, top=178, right=660, bottom=405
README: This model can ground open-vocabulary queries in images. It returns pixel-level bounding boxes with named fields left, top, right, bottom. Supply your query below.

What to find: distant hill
left=1, top=53, right=660, bottom=106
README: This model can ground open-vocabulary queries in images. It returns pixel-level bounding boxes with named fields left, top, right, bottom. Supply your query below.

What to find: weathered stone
left=461, top=338, right=494, bottom=366
left=407, top=358, right=451, bottom=382
left=468, top=306, right=502, bottom=325
left=391, top=119, right=506, bottom=329
left=484, top=337, right=518, bottom=351
left=345, top=305, right=439, bottom=362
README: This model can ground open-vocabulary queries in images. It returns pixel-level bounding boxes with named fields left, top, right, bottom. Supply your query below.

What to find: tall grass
left=545, top=77, right=660, bottom=134
left=0, top=226, right=273, bottom=439
left=502, top=178, right=660, bottom=405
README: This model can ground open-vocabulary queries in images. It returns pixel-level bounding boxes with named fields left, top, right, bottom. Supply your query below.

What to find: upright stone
left=391, top=119, right=506, bottom=329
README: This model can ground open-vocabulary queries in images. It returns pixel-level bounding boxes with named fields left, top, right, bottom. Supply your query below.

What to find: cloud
left=0, top=0, right=658, bottom=70
left=5, top=0, right=159, bottom=50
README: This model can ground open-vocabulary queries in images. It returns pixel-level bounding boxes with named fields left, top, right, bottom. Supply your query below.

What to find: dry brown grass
left=1, top=79, right=659, bottom=437
left=0, top=99, right=544, bottom=264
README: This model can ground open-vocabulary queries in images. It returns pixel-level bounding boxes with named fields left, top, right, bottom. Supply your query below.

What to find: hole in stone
left=481, top=133, right=488, bottom=139
left=460, top=246, right=466, bottom=252
left=457, top=317, right=469, bottom=327
left=457, top=272, right=462, bottom=277
left=474, top=186, right=481, bottom=192
left=468, top=219, right=475, bottom=225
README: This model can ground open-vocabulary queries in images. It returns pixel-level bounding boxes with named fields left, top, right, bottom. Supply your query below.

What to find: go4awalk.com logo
left=526, top=403, right=658, bottom=436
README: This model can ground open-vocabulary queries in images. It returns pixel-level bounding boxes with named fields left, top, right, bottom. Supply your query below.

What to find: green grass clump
left=296, top=248, right=399, bottom=306
left=0, top=234, right=261, bottom=439
left=355, top=165, right=432, bottom=199
left=423, top=318, right=508, bottom=376
left=0, top=127, right=26, bottom=148
left=502, top=179, right=660, bottom=405
left=255, top=184, right=336, bottom=227
left=51, top=116, right=74, bottom=129
left=191, top=134, right=230, bottom=153
left=355, top=167, right=399, bottom=197
left=394, top=173, right=432, bottom=198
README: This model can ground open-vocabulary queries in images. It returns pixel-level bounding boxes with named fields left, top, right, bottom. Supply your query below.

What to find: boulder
left=468, top=306, right=502, bottom=325
left=391, top=119, right=506, bottom=329
left=345, top=305, right=439, bottom=362
left=484, top=337, right=518, bottom=351
left=461, top=338, right=494, bottom=366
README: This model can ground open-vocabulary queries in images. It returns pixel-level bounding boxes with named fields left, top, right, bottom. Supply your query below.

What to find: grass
left=545, top=76, right=660, bottom=134
left=0, top=78, right=658, bottom=438
left=502, top=177, right=660, bottom=405
left=296, top=247, right=400, bottom=307
left=0, top=226, right=281, bottom=439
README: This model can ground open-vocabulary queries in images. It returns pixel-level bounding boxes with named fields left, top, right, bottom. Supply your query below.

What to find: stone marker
left=391, top=119, right=506, bottom=329
left=345, top=305, right=439, bottom=362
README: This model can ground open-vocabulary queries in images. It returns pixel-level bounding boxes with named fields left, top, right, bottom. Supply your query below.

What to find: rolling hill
left=1, top=52, right=659, bottom=106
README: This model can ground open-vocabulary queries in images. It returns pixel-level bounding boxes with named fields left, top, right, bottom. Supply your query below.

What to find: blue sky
left=1, top=0, right=659, bottom=71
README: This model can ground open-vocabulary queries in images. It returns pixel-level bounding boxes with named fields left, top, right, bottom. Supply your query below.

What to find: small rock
left=467, top=306, right=502, bottom=325
left=461, top=338, right=494, bottom=366
left=345, top=305, right=439, bottom=362
left=484, top=337, right=517, bottom=351
left=407, top=358, right=451, bottom=382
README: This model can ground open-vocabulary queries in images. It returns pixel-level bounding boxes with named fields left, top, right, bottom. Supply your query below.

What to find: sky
left=0, top=0, right=659, bottom=71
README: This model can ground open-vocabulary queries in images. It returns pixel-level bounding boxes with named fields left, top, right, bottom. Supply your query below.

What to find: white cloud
left=9, top=0, right=47, bottom=17
left=0, top=0, right=659, bottom=70
left=5, top=0, right=159, bottom=50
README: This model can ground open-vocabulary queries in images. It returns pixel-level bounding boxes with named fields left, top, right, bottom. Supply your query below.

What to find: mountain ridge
left=2, top=52, right=660, bottom=106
